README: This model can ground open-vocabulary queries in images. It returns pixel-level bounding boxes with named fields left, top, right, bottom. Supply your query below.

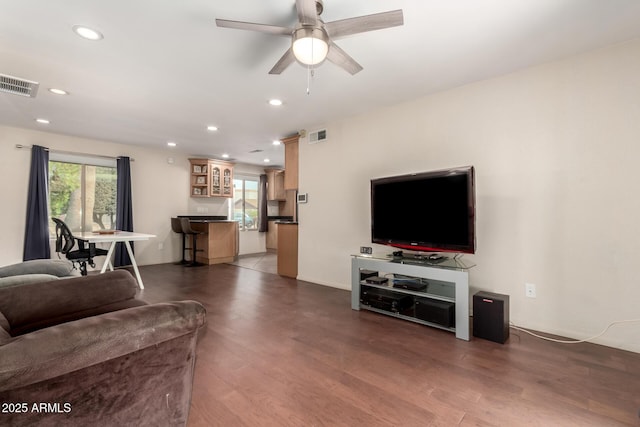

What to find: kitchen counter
left=176, top=216, right=238, bottom=264
left=268, top=216, right=294, bottom=221
left=178, top=215, right=233, bottom=223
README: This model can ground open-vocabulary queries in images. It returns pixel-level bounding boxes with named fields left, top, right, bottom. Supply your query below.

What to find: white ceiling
left=2, top=0, right=640, bottom=167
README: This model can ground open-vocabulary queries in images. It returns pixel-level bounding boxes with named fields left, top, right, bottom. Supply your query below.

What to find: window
left=233, top=177, right=259, bottom=231
left=48, top=156, right=117, bottom=234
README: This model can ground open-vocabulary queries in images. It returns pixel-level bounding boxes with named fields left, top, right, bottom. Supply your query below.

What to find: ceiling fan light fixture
left=292, top=27, right=329, bottom=65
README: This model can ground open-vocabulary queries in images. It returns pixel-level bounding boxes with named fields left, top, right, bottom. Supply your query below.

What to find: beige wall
left=297, top=39, right=640, bottom=353
left=0, top=125, right=190, bottom=268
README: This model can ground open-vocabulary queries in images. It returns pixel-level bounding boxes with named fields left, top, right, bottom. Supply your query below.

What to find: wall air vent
left=308, top=129, right=327, bottom=144
left=0, top=74, right=39, bottom=98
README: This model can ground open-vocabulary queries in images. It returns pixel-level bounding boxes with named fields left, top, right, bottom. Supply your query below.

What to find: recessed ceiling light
left=48, top=88, right=68, bottom=95
left=272, top=140, right=281, bottom=146
left=264, top=158, right=271, bottom=163
left=167, top=141, right=176, bottom=147
left=35, top=118, right=50, bottom=124
left=221, top=153, right=230, bottom=159
left=207, top=125, right=218, bottom=131
left=72, top=25, right=103, bottom=41
left=268, top=99, right=283, bottom=106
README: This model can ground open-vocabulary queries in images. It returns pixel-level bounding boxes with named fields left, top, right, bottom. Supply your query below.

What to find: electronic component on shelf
left=359, top=269, right=378, bottom=281
left=415, top=297, right=455, bottom=328
left=365, top=276, right=389, bottom=285
left=360, top=286, right=413, bottom=313
left=392, top=279, right=427, bottom=292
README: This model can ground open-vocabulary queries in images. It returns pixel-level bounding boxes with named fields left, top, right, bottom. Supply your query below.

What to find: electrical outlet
left=525, top=283, right=537, bottom=298
left=158, top=242, right=164, bottom=250
left=360, top=246, right=373, bottom=255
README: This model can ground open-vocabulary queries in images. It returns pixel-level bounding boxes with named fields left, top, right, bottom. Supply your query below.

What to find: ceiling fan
left=216, top=0, right=404, bottom=75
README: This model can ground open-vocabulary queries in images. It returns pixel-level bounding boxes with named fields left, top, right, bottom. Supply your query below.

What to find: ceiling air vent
left=0, top=73, right=40, bottom=98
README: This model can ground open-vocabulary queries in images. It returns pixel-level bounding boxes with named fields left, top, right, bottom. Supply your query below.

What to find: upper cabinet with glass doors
left=189, top=158, right=234, bottom=198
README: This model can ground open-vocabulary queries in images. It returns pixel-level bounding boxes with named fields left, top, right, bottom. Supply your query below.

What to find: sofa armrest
left=0, top=270, right=137, bottom=332
left=0, top=300, right=206, bottom=392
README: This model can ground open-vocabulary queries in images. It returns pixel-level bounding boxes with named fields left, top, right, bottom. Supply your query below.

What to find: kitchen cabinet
left=265, top=168, right=286, bottom=201
left=189, top=159, right=210, bottom=197
left=282, top=135, right=299, bottom=190
left=189, top=159, right=234, bottom=198
left=277, top=222, right=298, bottom=278
left=266, top=220, right=278, bottom=249
left=210, top=160, right=234, bottom=198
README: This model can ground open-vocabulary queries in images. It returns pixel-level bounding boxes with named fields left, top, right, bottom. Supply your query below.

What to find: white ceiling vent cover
left=308, top=129, right=327, bottom=144
left=0, top=74, right=40, bottom=98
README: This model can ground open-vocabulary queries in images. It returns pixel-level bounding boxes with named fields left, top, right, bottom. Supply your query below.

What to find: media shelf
left=351, top=254, right=472, bottom=340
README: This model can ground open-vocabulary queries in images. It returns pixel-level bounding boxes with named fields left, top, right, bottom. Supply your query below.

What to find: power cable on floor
left=509, top=319, right=640, bottom=344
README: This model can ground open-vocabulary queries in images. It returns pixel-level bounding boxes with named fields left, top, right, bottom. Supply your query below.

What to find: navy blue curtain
left=23, top=145, right=51, bottom=261
left=115, top=156, right=134, bottom=267
left=258, top=174, right=268, bottom=232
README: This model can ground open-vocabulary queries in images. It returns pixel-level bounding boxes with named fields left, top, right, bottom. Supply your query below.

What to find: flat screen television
left=371, top=166, right=475, bottom=254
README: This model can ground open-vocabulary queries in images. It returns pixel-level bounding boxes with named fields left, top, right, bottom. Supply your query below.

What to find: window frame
left=232, top=175, right=260, bottom=232
left=48, top=153, right=117, bottom=234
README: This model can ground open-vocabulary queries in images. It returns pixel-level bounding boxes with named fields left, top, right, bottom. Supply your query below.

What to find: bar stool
left=180, top=218, right=204, bottom=266
left=170, top=217, right=188, bottom=264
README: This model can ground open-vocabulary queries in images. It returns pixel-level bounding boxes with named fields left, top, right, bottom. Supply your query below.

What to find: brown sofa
left=0, top=270, right=206, bottom=426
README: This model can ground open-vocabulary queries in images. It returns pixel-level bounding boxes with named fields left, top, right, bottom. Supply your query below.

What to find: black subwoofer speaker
left=473, top=291, right=509, bottom=344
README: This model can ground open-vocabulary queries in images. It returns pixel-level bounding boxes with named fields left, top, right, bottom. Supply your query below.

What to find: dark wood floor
left=136, top=263, right=640, bottom=426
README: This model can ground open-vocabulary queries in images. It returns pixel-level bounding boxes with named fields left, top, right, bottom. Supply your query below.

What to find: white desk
left=75, top=231, right=156, bottom=289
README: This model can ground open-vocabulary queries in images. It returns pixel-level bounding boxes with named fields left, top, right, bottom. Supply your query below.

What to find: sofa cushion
left=9, top=298, right=148, bottom=337
left=0, top=270, right=139, bottom=336
left=0, top=274, right=60, bottom=289
left=0, top=259, right=74, bottom=278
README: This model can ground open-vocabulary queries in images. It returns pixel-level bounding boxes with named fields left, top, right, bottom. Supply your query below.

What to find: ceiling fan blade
left=296, top=0, right=318, bottom=25
left=269, top=48, right=296, bottom=75
left=326, top=42, right=363, bottom=75
left=325, top=9, right=404, bottom=39
left=216, top=19, right=292, bottom=36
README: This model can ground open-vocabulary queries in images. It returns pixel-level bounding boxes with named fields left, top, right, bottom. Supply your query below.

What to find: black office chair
left=179, top=218, right=204, bottom=266
left=171, top=217, right=188, bottom=264
left=52, top=218, right=109, bottom=276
